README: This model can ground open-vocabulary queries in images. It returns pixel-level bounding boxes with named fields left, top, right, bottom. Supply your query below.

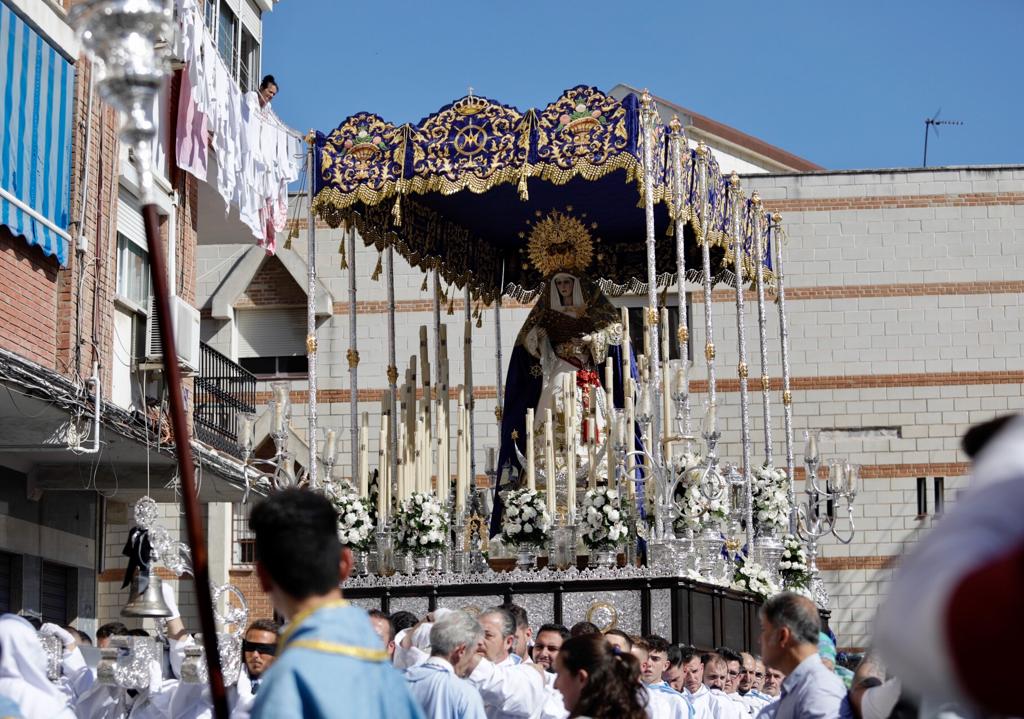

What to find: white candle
left=660, top=306, right=669, bottom=363
left=271, top=401, right=284, bottom=436
left=662, top=361, right=672, bottom=442
left=605, top=358, right=614, bottom=486
left=378, top=415, right=389, bottom=521
left=358, top=414, right=369, bottom=499
left=437, top=402, right=449, bottom=504
left=566, top=373, right=577, bottom=516
left=642, top=308, right=651, bottom=359
left=625, top=394, right=635, bottom=499
left=324, top=429, right=337, bottom=466
left=456, top=387, right=467, bottom=514
left=526, top=408, right=536, bottom=491
left=620, top=306, right=631, bottom=400
left=544, top=409, right=555, bottom=516
left=675, top=363, right=687, bottom=393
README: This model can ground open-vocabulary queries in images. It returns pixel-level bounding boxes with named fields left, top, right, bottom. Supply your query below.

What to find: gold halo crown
left=524, top=209, right=595, bottom=277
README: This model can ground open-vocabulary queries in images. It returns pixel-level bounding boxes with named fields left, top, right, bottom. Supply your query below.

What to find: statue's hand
left=580, top=333, right=594, bottom=345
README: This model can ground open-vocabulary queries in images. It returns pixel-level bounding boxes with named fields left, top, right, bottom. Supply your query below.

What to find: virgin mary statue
left=492, top=210, right=637, bottom=532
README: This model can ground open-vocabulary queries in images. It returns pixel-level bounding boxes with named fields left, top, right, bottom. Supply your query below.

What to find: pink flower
left=372, top=135, right=383, bottom=145
left=591, top=109, right=601, bottom=118
left=343, top=139, right=353, bottom=149
left=560, top=113, right=571, bottom=125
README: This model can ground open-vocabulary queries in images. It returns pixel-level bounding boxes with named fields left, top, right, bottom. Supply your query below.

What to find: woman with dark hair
left=554, top=633, right=647, bottom=719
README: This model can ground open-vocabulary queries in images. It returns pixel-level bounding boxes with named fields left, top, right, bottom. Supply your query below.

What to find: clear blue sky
left=263, top=1, right=1022, bottom=171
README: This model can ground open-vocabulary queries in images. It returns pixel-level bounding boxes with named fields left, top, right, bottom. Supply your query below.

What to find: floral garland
left=502, top=488, right=552, bottom=548
left=329, top=487, right=375, bottom=552
left=581, top=487, right=628, bottom=549
left=732, top=558, right=781, bottom=601
left=780, top=533, right=812, bottom=589
left=394, top=491, right=449, bottom=556
left=752, top=463, right=791, bottom=533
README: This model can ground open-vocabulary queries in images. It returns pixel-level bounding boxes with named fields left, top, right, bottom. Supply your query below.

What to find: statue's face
left=554, top=275, right=575, bottom=301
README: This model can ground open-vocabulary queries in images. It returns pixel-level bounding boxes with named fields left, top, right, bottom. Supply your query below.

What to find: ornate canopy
left=312, top=86, right=773, bottom=302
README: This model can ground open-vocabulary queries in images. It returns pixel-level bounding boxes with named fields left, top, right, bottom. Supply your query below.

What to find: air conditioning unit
left=144, top=295, right=201, bottom=375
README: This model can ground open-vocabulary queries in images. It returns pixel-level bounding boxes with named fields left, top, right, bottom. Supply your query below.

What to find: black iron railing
left=194, top=342, right=257, bottom=458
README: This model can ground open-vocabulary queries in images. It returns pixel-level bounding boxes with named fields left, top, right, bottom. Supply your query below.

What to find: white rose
left=607, top=509, right=620, bottom=523
left=522, top=506, right=536, bottom=520
left=507, top=506, right=520, bottom=517
left=594, top=495, right=605, bottom=507
left=523, top=522, right=533, bottom=533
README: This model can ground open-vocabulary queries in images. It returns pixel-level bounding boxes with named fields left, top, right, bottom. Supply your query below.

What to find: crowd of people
left=3, top=411, right=1024, bottom=718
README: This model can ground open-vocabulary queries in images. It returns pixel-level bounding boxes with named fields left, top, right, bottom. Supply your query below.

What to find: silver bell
left=121, top=573, right=172, bottom=618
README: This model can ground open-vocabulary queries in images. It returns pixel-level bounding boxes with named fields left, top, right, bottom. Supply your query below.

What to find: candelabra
left=794, top=430, right=860, bottom=607
left=236, top=382, right=299, bottom=498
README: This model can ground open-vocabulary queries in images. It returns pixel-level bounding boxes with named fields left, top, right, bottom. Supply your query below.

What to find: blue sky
left=263, top=1, right=1022, bottom=171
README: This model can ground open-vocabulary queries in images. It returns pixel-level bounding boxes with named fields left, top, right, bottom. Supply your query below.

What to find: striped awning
left=0, top=1, right=75, bottom=266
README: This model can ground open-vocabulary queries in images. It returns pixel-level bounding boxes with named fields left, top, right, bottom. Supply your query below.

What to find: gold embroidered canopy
left=311, top=86, right=773, bottom=302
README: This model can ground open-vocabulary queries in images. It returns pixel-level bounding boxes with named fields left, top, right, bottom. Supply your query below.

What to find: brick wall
left=0, top=228, right=59, bottom=368
left=195, top=166, right=1024, bottom=648
left=234, top=256, right=307, bottom=308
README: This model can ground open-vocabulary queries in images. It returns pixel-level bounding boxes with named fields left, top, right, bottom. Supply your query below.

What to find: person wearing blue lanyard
left=248, top=489, right=423, bottom=719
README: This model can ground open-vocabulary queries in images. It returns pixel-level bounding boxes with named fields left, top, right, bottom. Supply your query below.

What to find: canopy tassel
left=517, top=163, right=529, bottom=201
left=338, top=238, right=348, bottom=270
left=420, top=275, right=428, bottom=292
left=371, top=252, right=383, bottom=281
left=392, top=195, right=402, bottom=226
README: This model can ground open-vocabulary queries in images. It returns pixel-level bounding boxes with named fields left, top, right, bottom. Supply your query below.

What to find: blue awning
left=0, top=0, right=75, bottom=266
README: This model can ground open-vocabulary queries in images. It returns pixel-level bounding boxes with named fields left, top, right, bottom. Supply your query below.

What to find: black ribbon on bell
left=121, top=526, right=153, bottom=588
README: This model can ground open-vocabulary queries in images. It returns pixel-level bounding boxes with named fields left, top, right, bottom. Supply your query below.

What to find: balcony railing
left=194, top=342, right=256, bottom=458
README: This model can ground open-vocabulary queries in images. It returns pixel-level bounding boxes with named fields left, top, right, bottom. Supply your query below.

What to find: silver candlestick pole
left=728, top=175, right=755, bottom=557
left=669, top=117, right=692, bottom=433
left=772, top=214, right=798, bottom=534
left=639, top=91, right=662, bottom=462
left=795, top=430, right=860, bottom=608
left=751, top=194, right=774, bottom=467
left=305, top=140, right=319, bottom=489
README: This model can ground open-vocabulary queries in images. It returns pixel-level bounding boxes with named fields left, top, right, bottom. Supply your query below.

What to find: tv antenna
left=923, top=109, right=964, bottom=167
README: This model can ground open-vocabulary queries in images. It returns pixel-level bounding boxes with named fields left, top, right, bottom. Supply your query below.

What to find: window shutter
left=117, top=187, right=146, bottom=250
left=236, top=308, right=307, bottom=358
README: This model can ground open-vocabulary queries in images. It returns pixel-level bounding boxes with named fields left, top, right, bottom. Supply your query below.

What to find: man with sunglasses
left=242, top=620, right=281, bottom=694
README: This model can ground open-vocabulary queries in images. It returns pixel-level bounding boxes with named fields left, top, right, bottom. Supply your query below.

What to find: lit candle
left=526, top=408, right=536, bottom=491
left=544, top=409, right=555, bottom=516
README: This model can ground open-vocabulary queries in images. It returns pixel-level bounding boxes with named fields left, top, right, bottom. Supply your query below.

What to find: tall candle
left=662, top=360, right=672, bottom=442
left=455, top=386, right=467, bottom=513
left=587, top=426, right=597, bottom=490
left=604, top=357, right=615, bottom=486
left=642, top=308, right=651, bottom=360
left=620, top=307, right=631, bottom=402
left=566, top=372, right=577, bottom=516
left=437, top=401, right=449, bottom=504
left=378, top=410, right=389, bottom=521
left=660, top=307, right=670, bottom=363
left=544, top=409, right=555, bottom=516
left=526, top=408, right=536, bottom=491
left=625, top=393, right=636, bottom=499
left=358, top=413, right=369, bottom=498
left=325, top=428, right=338, bottom=462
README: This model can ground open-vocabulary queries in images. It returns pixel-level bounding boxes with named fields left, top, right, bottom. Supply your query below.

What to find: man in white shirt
left=405, top=611, right=487, bottom=719
left=367, top=609, right=397, bottom=662
left=639, top=637, right=693, bottom=719
left=501, top=603, right=533, bottom=664
left=531, top=624, right=569, bottom=673
left=736, top=652, right=773, bottom=715
left=467, top=607, right=565, bottom=719
left=703, top=654, right=747, bottom=719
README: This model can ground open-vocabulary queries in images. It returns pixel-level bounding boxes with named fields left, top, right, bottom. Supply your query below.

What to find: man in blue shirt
left=756, top=593, right=845, bottom=719
left=248, top=489, right=423, bottom=719
left=405, top=611, right=487, bottom=719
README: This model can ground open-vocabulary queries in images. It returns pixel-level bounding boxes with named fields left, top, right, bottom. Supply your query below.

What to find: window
left=916, top=477, right=928, bottom=517
left=236, top=308, right=310, bottom=378
left=933, top=477, right=945, bottom=516
left=203, top=0, right=217, bottom=34
left=41, top=562, right=75, bottom=625
left=217, top=0, right=239, bottom=76
left=232, top=502, right=255, bottom=565
left=116, top=234, right=151, bottom=308
left=239, top=28, right=260, bottom=93
left=613, top=294, right=692, bottom=362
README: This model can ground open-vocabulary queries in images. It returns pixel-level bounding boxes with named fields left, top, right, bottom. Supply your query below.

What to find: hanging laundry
left=175, top=69, right=208, bottom=181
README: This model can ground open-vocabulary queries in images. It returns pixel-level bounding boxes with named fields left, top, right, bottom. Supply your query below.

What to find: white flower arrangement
left=502, top=488, right=552, bottom=548
left=732, top=559, right=781, bottom=601
left=752, top=463, right=791, bottom=533
left=329, top=488, right=375, bottom=552
left=394, top=491, right=449, bottom=556
left=779, top=533, right=811, bottom=589
left=580, top=487, right=628, bottom=550
left=675, top=471, right=728, bottom=532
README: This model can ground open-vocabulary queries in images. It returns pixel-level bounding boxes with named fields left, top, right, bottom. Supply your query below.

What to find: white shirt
left=467, top=657, right=565, bottom=719
left=643, top=683, right=692, bottom=719
left=685, top=685, right=716, bottom=719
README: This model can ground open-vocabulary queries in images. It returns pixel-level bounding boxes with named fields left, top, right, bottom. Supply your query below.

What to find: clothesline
left=173, top=0, right=301, bottom=254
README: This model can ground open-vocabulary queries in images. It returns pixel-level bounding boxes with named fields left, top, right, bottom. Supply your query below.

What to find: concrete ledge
left=0, top=515, right=94, bottom=569
left=210, top=246, right=334, bottom=320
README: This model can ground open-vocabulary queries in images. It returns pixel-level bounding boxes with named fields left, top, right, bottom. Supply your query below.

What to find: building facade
left=0, top=0, right=280, bottom=635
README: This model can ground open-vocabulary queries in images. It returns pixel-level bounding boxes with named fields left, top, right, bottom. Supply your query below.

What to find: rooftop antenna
left=923, top=109, right=964, bottom=167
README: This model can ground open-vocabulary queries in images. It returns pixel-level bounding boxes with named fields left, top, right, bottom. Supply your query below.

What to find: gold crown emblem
left=524, top=209, right=596, bottom=277
left=453, top=93, right=489, bottom=117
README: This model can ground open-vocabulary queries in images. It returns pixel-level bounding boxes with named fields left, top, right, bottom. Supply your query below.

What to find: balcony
left=194, top=342, right=257, bottom=458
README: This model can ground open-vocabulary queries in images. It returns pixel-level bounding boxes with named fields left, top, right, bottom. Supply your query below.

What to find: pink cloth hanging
left=175, top=70, right=209, bottom=181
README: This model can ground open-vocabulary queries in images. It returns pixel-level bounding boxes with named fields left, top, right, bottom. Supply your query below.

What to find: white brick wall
left=191, top=165, right=1024, bottom=649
